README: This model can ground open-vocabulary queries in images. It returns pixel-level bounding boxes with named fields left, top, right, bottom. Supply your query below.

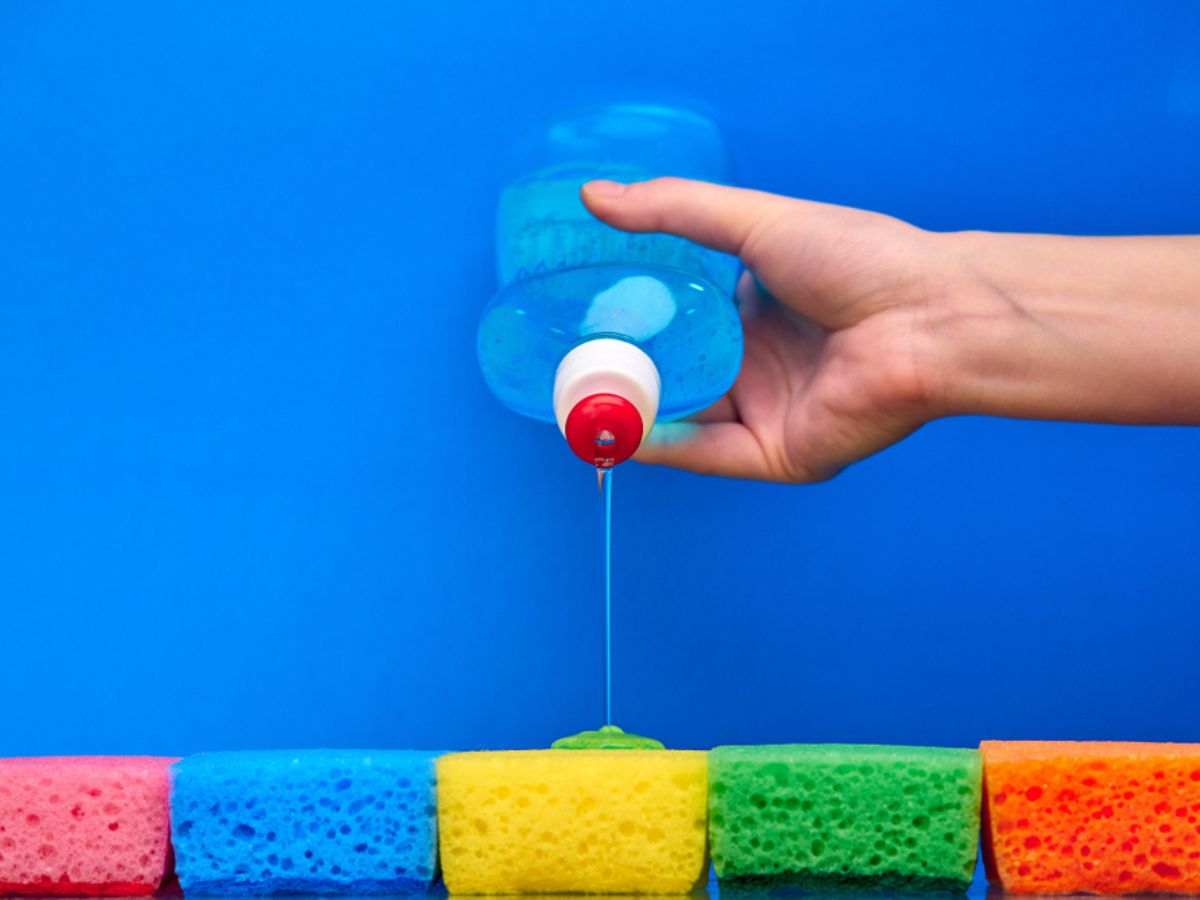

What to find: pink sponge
left=0, top=757, right=176, bottom=896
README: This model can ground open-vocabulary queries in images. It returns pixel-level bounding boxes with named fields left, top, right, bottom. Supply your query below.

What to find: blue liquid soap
left=478, top=105, right=744, bottom=468
left=602, top=466, right=612, bottom=725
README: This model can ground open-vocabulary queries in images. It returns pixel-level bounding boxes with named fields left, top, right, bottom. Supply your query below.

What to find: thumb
left=581, top=177, right=796, bottom=265
left=634, top=421, right=776, bottom=481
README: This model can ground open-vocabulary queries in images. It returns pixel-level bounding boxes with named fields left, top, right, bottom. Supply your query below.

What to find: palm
left=727, top=302, right=927, bottom=482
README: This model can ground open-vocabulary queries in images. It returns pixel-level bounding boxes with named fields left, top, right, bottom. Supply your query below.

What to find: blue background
left=1, top=1, right=1198, bottom=758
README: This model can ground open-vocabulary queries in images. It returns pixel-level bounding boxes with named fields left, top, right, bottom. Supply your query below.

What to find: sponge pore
left=169, top=750, right=440, bottom=895
left=0, top=756, right=175, bottom=896
left=981, top=740, right=1200, bottom=894
left=437, top=750, right=708, bottom=894
left=708, top=744, right=981, bottom=892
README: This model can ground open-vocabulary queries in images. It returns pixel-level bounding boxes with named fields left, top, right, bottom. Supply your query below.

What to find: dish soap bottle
left=478, top=104, right=743, bottom=469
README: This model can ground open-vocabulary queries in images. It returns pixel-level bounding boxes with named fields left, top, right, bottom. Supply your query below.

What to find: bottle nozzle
left=564, top=392, right=644, bottom=469
left=553, top=338, right=661, bottom=470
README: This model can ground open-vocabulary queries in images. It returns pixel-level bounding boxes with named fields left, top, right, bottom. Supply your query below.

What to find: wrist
left=919, top=230, right=1048, bottom=420
left=923, top=230, right=1200, bottom=424
left=897, top=230, right=1033, bottom=422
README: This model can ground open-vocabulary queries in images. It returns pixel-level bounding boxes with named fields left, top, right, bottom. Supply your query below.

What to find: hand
left=581, top=177, right=967, bottom=482
left=584, top=178, right=1200, bottom=483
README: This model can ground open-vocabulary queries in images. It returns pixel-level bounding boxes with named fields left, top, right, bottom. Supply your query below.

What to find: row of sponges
left=1, top=742, right=1199, bottom=895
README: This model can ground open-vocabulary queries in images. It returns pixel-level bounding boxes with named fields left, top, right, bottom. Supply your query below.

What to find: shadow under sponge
left=169, top=750, right=440, bottom=895
left=708, top=744, right=981, bottom=892
left=0, top=756, right=176, bottom=896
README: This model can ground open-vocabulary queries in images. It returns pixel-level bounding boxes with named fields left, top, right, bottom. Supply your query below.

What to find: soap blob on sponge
left=0, top=756, right=175, bottom=896
left=708, top=744, right=981, bottom=892
left=169, top=750, right=440, bottom=895
left=981, top=740, right=1200, bottom=894
left=437, top=750, right=708, bottom=893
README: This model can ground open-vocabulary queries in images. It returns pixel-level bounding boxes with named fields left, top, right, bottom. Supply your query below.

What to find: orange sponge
left=981, top=741, right=1200, bottom=894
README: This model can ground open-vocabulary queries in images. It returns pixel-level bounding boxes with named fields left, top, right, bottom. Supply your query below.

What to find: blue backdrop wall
left=1, top=1, right=1198, bottom=757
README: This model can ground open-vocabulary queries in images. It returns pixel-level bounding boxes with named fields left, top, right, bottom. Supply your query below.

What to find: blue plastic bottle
left=477, top=104, right=743, bottom=468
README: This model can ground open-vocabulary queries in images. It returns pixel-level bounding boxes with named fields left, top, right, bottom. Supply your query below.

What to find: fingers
left=634, top=421, right=777, bottom=481
left=685, top=394, right=737, bottom=424
left=581, top=177, right=797, bottom=264
left=674, top=278, right=766, bottom=425
left=735, top=269, right=769, bottom=319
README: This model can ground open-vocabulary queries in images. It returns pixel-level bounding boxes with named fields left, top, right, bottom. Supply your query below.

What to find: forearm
left=930, top=232, right=1200, bottom=424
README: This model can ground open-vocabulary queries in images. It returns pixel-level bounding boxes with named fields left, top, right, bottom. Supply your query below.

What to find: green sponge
left=708, top=744, right=981, bottom=892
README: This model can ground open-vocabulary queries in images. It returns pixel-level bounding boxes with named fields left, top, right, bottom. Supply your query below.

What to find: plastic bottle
left=477, top=104, right=743, bottom=468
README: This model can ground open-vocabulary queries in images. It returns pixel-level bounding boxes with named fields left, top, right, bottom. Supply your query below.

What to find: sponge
left=981, top=740, right=1200, bottom=894
left=0, top=756, right=175, bottom=896
left=169, top=750, right=440, bottom=894
left=708, top=744, right=981, bottom=892
left=437, top=750, right=708, bottom=893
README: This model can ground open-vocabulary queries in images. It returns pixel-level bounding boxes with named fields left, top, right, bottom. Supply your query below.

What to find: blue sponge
left=169, top=750, right=441, bottom=895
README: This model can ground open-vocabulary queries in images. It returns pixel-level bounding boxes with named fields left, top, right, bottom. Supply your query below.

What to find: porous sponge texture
left=981, top=740, right=1200, bottom=894
left=437, top=750, right=708, bottom=894
left=170, top=750, right=440, bottom=895
left=708, top=744, right=981, bottom=892
left=0, top=756, right=175, bottom=896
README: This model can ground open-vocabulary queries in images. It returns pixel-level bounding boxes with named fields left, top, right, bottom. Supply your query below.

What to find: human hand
left=583, top=178, right=1200, bottom=483
left=581, top=177, right=967, bottom=482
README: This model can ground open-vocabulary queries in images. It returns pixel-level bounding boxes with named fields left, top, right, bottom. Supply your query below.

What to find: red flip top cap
left=564, top=392, right=644, bottom=468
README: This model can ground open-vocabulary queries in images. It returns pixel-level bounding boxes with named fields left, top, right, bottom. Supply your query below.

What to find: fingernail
left=585, top=180, right=627, bottom=199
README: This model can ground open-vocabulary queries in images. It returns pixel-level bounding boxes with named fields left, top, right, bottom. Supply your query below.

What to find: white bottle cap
left=552, top=338, right=661, bottom=467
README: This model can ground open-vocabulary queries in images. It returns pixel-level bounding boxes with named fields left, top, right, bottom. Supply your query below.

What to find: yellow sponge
left=436, top=750, right=708, bottom=894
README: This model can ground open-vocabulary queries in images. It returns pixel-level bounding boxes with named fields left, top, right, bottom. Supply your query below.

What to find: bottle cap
left=553, top=338, right=660, bottom=468
left=564, top=393, right=643, bottom=468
